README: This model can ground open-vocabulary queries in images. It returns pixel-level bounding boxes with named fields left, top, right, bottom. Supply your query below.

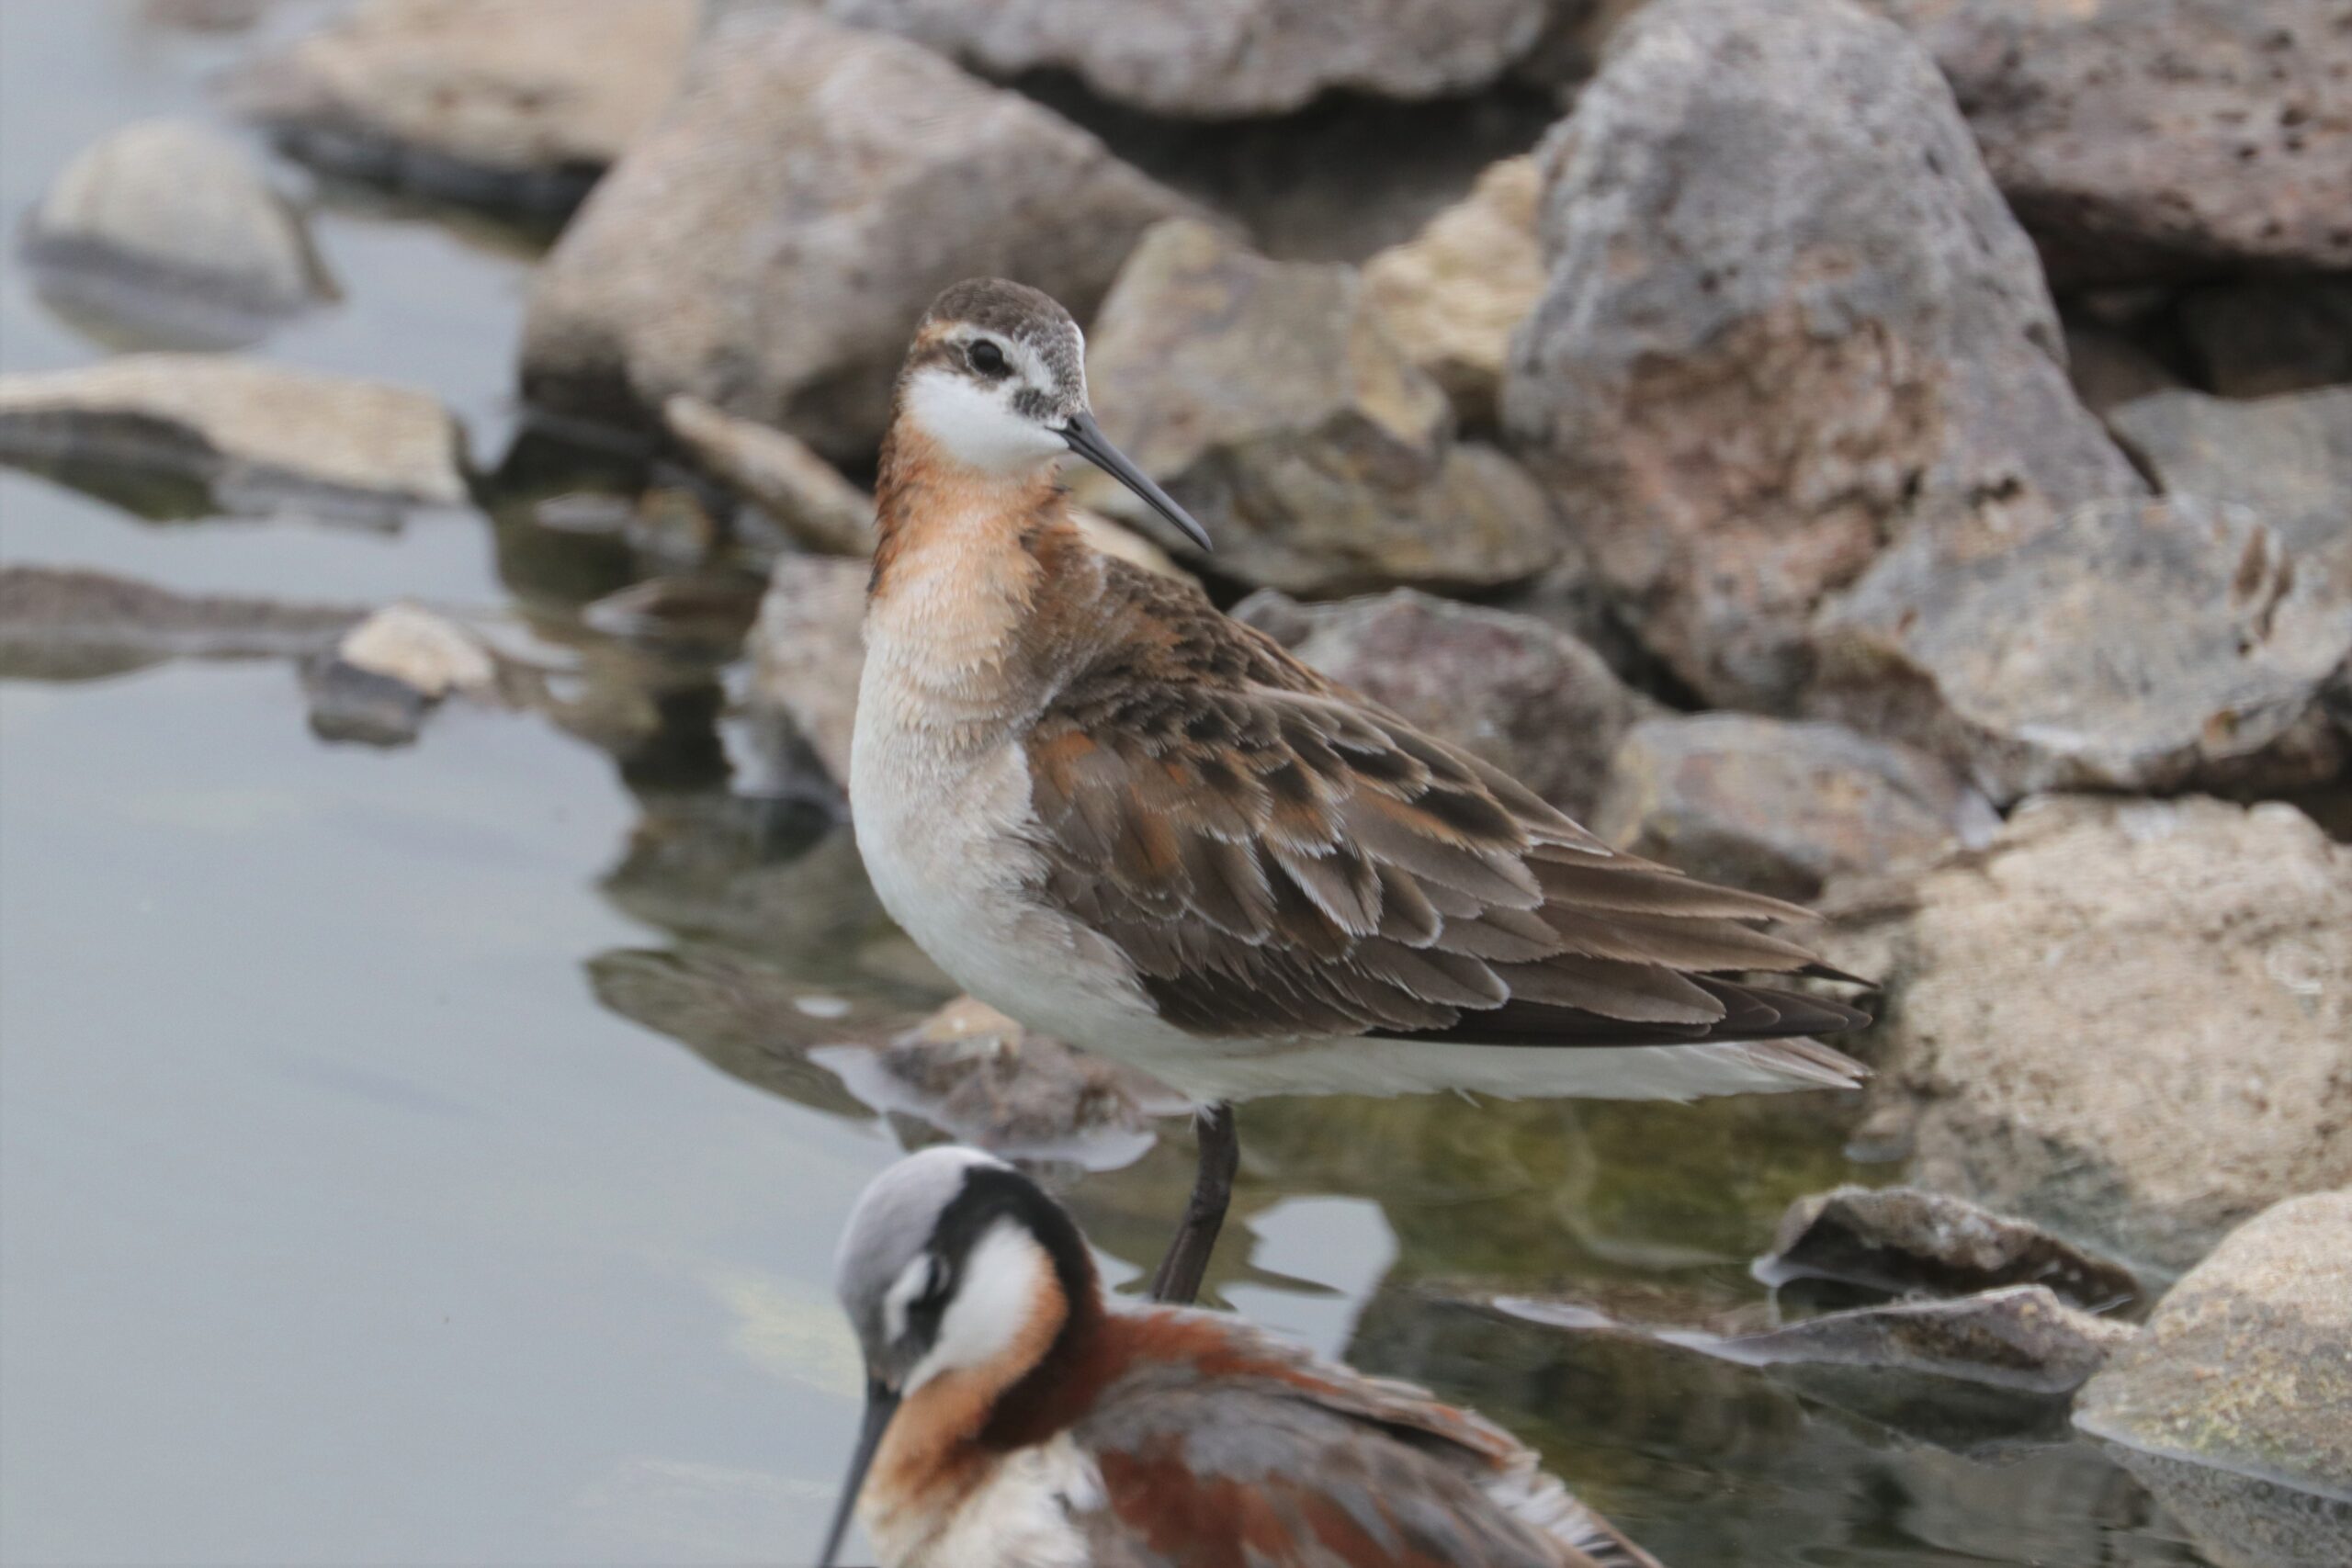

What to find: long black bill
left=816, top=1380, right=901, bottom=1568
left=1060, top=410, right=1214, bottom=553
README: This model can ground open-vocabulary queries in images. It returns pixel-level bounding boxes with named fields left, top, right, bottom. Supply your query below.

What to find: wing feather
left=1021, top=559, right=1871, bottom=1059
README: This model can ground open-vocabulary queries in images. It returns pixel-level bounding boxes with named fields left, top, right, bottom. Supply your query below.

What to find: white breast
left=849, top=590, right=1178, bottom=1071
left=861, top=1433, right=1102, bottom=1568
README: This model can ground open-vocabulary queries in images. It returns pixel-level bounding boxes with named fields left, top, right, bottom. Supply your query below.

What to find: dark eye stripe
left=967, top=339, right=1010, bottom=378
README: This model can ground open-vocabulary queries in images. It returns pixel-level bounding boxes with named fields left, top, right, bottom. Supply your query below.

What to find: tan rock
left=1361, top=155, right=1544, bottom=427
left=229, top=0, right=698, bottom=209
left=2077, top=1190, right=2352, bottom=1504
left=0, top=355, right=466, bottom=518
left=1819, top=795, right=2352, bottom=1273
left=1083, top=219, right=1564, bottom=593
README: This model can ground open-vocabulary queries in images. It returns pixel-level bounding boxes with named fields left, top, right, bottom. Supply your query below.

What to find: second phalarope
left=849, top=278, right=1871, bottom=1303
left=818, top=1145, right=1664, bottom=1568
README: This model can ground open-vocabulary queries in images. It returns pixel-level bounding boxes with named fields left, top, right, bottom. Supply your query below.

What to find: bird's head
left=891, top=277, right=1213, bottom=551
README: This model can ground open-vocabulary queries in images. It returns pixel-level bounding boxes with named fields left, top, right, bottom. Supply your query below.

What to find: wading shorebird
left=851, top=278, right=1870, bottom=1305
left=818, top=1145, right=1665, bottom=1568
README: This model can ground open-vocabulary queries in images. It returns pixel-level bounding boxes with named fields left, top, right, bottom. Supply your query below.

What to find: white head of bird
left=885, top=277, right=1214, bottom=550
left=819, top=1146, right=1096, bottom=1567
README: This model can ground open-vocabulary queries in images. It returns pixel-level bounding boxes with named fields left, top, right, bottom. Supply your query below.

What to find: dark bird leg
left=1149, top=1102, right=1238, bottom=1304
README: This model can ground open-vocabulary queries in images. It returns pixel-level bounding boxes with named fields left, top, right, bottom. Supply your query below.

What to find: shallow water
left=0, top=7, right=2240, bottom=1565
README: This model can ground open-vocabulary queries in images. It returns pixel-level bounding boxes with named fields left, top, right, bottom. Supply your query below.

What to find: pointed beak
left=1060, top=411, right=1214, bottom=553
left=816, top=1379, right=900, bottom=1568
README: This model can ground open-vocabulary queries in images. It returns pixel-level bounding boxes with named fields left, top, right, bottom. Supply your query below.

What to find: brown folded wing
left=1023, top=566, right=1868, bottom=1048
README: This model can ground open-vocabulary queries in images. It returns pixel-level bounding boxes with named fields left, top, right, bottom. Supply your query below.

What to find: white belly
left=849, top=659, right=1179, bottom=1068
left=864, top=1435, right=1101, bottom=1568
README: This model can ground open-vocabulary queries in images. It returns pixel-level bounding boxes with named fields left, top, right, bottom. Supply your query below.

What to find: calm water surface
left=0, top=6, right=2222, bottom=1564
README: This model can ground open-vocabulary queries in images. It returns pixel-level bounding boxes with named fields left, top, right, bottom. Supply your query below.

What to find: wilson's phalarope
left=819, top=1145, right=1664, bottom=1568
left=849, top=278, right=1870, bottom=1303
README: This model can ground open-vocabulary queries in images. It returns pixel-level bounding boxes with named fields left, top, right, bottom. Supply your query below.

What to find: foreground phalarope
left=819, top=1146, right=1665, bottom=1568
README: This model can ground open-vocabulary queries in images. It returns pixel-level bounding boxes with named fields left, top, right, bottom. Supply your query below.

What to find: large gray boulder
left=1592, top=713, right=1996, bottom=902
left=19, top=118, right=326, bottom=348
left=1866, top=0, right=2352, bottom=286
left=228, top=0, right=699, bottom=213
left=1818, top=795, right=2352, bottom=1274
left=2109, top=389, right=2352, bottom=592
left=825, top=0, right=1554, bottom=118
left=1232, top=588, right=1652, bottom=818
left=1502, top=0, right=2140, bottom=711
left=0, top=355, right=467, bottom=523
left=1813, top=497, right=2352, bottom=803
left=2077, top=1190, right=2351, bottom=1515
left=520, top=10, right=1199, bottom=458
left=1080, top=219, right=1564, bottom=593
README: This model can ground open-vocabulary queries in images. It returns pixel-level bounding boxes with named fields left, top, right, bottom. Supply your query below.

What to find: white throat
left=902, top=367, right=1069, bottom=475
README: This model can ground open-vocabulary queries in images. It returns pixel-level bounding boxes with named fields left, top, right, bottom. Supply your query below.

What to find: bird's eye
left=967, top=339, right=1010, bottom=378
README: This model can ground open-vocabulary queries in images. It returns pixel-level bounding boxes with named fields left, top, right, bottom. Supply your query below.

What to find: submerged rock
left=2104, top=1447, right=2352, bottom=1568
left=1503, top=1281, right=2132, bottom=1397
left=1503, top=0, right=2139, bottom=710
left=307, top=602, right=498, bottom=746
left=1867, top=0, right=2352, bottom=285
left=1233, top=588, right=1651, bottom=818
left=228, top=0, right=699, bottom=213
left=1762, top=1186, right=2141, bottom=1313
left=2109, top=389, right=2352, bottom=590
left=0, top=355, right=467, bottom=523
left=1593, top=713, right=1996, bottom=902
left=1081, top=219, right=1563, bottom=593
left=825, top=0, right=1555, bottom=118
left=0, top=565, right=357, bottom=682
left=1814, top=497, right=2352, bottom=803
left=2077, top=1190, right=2352, bottom=1506
left=1361, top=155, right=1544, bottom=429
left=19, top=118, right=327, bottom=348
left=1818, top=795, right=2352, bottom=1273
left=818, top=997, right=1182, bottom=1168
left=522, top=9, right=1198, bottom=457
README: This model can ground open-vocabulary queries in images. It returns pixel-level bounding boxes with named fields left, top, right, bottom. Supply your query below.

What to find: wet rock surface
left=826, top=0, right=1555, bottom=118
left=19, top=118, right=326, bottom=348
left=1360, top=155, right=1544, bottom=429
left=1503, top=0, right=2141, bottom=710
left=1818, top=795, right=2352, bottom=1274
left=521, top=9, right=1198, bottom=457
left=2105, top=1446, right=2352, bottom=1568
left=1234, top=588, right=1652, bottom=817
left=1081, top=219, right=1563, bottom=593
left=1814, top=497, right=2352, bottom=803
left=820, top=997, right=1183, bottom=1167
left=2077, top=1190, right=2352, bottom=1506
left=0, top=565, right=358, bottom=682
left=0, top=355, right=467, bottom=522
left=2109, top=389, right=2352, bottom=590
left=1503, top=1281, right=2132, bottom=1398
left=1593, top=713, right=1996, bottom=902
left=1866, top=0, right=2352, bottom=285
left=307, top=601, right=500, bottom=746
left=1763, top=1185, right=2142, bottom=1313
left=227, top=0, right=699, bottom=213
